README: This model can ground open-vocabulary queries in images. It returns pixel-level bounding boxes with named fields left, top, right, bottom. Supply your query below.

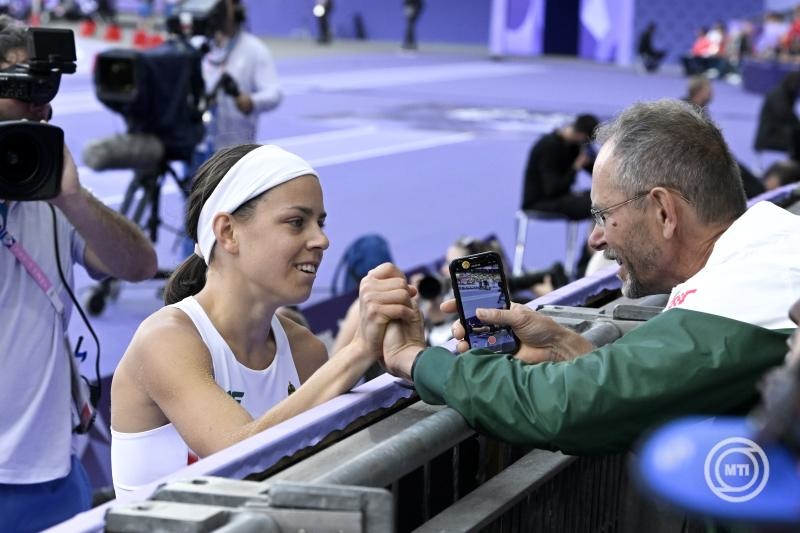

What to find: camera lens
left=0, top=133, right=39, bottom=186
left=0, top=122, right=62, bottom=201
left=417, top=275, right=443, bottom=300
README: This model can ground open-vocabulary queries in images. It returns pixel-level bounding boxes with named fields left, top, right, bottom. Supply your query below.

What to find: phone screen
left=450, top=251, right=519, bottom=354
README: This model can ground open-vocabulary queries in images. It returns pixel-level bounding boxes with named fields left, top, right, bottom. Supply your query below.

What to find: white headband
left=195, top=145, right=318, bottom=265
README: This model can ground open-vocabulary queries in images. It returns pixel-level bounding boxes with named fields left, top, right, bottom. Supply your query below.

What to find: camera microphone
left=82, top=133, right=165, bottom=174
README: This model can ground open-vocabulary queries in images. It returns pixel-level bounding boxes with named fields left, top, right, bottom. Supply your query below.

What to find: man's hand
left=573, top=148, right=591, bottom=171
left=382, top=303, right=426, bottom=381
left=49, top=143, right=81, bottom=209
left=440, top=300, right=594, bottom=363
left=219, top=72, right=241, bottom=97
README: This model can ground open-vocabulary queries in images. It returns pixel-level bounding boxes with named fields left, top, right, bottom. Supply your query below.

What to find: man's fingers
left=440, top=298, right=457, bottom=314
left=362, top=287, right=414, bottom=309
left=456, top=339, right=470, bottom=353
left=366, top=303, right=419, bottom=324
left=450, top=318, right=465, bottom=340
left=475, top=307, right=517, bottom=326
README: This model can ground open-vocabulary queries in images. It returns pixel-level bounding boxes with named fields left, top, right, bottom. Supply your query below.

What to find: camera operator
left=0, top=16, right=157, bottom=531
left=201, top=0, right=281, bottom=151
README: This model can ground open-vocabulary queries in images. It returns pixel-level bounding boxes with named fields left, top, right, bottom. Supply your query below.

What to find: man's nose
left=587, top=223, right=606, bottom=251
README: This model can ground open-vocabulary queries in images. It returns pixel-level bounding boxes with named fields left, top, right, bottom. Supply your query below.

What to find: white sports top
left=111, top=296, right=301, bottom=498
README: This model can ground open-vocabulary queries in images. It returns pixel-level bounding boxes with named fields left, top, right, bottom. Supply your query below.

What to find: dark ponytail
left=164, top=255, right=208, bottom=305
left=163, top=143, right=261, bottom=304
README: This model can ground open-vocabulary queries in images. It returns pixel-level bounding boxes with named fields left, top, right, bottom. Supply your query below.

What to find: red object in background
left=103, top=24, right=122, bottom=42
left=148, top=33, right=165, bottom=48
left=132, top=28, right=149, bottom=48
left=79, top=19, right=97, bottom=38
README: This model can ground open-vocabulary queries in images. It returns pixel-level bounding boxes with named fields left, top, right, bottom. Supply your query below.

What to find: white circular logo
left=704, top=437, right=769, bottom=503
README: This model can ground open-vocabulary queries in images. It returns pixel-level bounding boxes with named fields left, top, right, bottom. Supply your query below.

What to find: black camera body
left=166, top=0, right=242, bottom=38
left=0, top=122, right=63, bottom=201
left=93, top=40, right=205, bottom=163
left=0, top=29, right=74, bottom=201
left=0, top=28, right=76, bottom=105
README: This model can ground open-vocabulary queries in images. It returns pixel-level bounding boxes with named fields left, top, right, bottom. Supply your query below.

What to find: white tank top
left=111, top=296, right=301, bottom=498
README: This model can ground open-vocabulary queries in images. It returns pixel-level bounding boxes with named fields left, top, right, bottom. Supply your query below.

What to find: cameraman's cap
left=196, top=144, right=318, bottom=264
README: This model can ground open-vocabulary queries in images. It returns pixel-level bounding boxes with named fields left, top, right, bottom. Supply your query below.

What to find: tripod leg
left=119, top=172, right=145, bottom=217
left=142, top=174, right=164, bottom=243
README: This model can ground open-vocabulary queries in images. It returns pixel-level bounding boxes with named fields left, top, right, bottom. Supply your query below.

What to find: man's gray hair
left=0, top=15, right=26, bottom=64
left=595, top=99, right=746, bottom=224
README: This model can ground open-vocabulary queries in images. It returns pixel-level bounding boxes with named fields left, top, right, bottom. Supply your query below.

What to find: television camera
left=82, top=0, right=239, bottom=314
left=0, top=28, right=76, bottom=201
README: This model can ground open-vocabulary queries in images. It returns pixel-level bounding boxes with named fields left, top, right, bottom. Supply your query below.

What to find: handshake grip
left=218, top=72, right=241, bottom=98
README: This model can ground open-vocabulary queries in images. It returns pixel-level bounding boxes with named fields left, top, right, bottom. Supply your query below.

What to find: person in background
left=754, top=71, right=800, bottom=159
left=682, top=76, right=713, bottom=110
left=402, top=0, right=423, bottom=50
left=201, top=0, right=281, bottom=152
left=763, top=159, right=800, bottom=191
left=314, top=0, right=334, bottom=44
left=637, top=22, right=666, bottom=73
left=520, top=114, right=599, bottom=221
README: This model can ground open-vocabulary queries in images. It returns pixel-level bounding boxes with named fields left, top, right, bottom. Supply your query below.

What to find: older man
left=380, top=100, right=800, bottom=453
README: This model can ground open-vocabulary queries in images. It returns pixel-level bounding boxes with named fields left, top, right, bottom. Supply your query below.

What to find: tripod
left=85, top=160, right=191, bottom=315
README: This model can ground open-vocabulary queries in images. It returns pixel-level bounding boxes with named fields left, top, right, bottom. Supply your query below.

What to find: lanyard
left=205, top=31, right=240, bottom=68
left=0, top=203, right=65, bottom=315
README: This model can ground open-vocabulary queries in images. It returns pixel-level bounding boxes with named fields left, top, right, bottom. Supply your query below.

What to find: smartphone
left=449, top=251, right=520, bottom=354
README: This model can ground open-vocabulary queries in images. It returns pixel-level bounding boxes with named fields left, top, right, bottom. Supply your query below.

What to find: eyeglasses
left=590, top=191, right=650, bottom=227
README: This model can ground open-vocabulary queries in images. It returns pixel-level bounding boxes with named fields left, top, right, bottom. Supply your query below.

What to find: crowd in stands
left=674, top=5, right=800, bottom=81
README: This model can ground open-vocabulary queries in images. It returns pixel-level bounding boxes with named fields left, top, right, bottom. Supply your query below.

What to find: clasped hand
left=356, top=265, right=595, bottom=384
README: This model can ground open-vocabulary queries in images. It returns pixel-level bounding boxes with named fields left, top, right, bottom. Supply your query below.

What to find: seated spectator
left=379, top=99, right=800, bottom=454
left=682, top=27, right=711, bottom=76
left=763, top=159, right=800, bottom=190
left=781, top=5, right=800, bottom=56
left=755, top=11, right=787, bottom=58
left=730, top=19, right=755, bottom=68
left=637, top=22, right=666, bottom=73
left=110, top=145, right=415, bottom=496
left=682, top=76, right=713, bottom=110
left=520, top=114, right=599, bottom=220
left=754, top=71, right=800, bottom=157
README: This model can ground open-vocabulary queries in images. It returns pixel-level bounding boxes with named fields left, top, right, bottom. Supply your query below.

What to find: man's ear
left=650, top=187, right=678, bottom=239
left=212, top=213, right=239, bottom=256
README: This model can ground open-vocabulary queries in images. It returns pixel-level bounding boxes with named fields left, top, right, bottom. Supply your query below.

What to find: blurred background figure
left=402, top=0, right=423, bottom=50
left=682, top=76, right=713, bottom=110
left=637, top=22, right=666, bottom=73
left=762, top=160, right=800, bottom=191
left=754, top=71, right=800, bottom=162
left=520, top=113, right=598, bottom=221
left=200, top=0, right=282, bottom=153
left=781, top=4, right=800, bottom=56
left=313, top=0, right=333, bottom=45
left=755, top=11, right=788, bottom=58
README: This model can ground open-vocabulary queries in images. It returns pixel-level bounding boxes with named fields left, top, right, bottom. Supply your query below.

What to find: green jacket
left=413, top=309, right=791, bottom=455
